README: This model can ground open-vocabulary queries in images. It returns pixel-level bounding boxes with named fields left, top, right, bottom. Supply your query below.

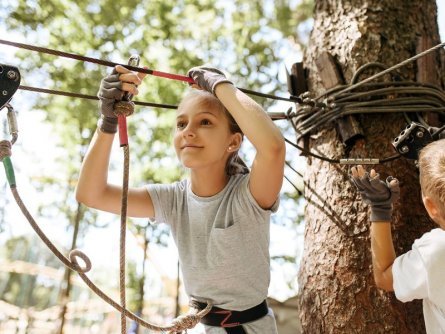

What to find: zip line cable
left=330, top=42, right=445, bottom=98
left=18, top=85, right=293, bottom=116
left=0, top=39, right=297, bottom=103
left=2, top=39, right=444, bottom=165
left=19, top=85, right=178, bottom=109
left=0, top=39, right=194, bottom=83
left=284, top=174, right=303, bottom=196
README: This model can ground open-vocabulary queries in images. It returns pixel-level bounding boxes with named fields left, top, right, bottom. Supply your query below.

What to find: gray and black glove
left=187, top=66, right=233, bottom=95
left=97, top=69, right=125, bottom=133
left=350, top=172, right=400, bottom=222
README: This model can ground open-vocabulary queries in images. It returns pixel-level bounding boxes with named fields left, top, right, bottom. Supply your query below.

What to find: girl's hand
left=187, top=66, right=233, bottom=95
left=97, top=65, right=146, bottom=133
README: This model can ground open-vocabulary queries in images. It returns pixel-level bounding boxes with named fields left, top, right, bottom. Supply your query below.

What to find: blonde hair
left=418, top=139, right=445, bottom=216
left=177, top=90, right=249, bottom=175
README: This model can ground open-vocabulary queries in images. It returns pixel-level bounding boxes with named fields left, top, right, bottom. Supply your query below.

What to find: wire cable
left=4, top=39, right=444, bottom=165
left=0, top=39, right=296, bottom=103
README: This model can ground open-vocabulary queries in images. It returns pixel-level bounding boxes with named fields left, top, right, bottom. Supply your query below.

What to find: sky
left=0, top=2, right=444, bottom=330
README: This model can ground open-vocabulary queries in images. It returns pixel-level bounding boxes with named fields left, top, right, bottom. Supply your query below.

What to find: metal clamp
left=340, top=158, right=379, bottom=165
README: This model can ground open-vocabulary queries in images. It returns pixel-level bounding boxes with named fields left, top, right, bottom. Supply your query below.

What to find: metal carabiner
left=2, top=103, right=18, bottom=145
left=1, top=103, right=17, bottom=188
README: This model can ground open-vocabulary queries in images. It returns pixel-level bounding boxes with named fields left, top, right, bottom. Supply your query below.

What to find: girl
left=76, top=65, right=286, bottom=334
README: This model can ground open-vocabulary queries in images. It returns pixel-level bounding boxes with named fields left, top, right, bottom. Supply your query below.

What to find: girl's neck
left=190, top=169, right=230, bottom=197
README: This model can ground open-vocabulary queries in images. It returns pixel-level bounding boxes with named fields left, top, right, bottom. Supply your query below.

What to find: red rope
left=0, top=39, right=194, bottom=84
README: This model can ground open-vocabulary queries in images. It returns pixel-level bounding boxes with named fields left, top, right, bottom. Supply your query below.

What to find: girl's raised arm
left=188, top=67, right=285, bottom=209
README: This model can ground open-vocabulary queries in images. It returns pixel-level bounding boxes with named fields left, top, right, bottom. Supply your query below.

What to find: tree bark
left=298, top=0, right=444, bottom=333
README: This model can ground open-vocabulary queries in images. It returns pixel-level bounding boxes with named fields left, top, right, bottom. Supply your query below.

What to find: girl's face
left=174, top=94, right=237, bottom=173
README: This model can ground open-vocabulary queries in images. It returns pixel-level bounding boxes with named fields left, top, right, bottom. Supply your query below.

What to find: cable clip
left=340, top=158, right=379, bottom=165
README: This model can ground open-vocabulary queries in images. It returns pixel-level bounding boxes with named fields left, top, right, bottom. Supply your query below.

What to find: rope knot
left=0, top=140, right=12, bottom=161
left=169, top=313, right=201, bottom=333
left=114, top=101, right=135, bottom=117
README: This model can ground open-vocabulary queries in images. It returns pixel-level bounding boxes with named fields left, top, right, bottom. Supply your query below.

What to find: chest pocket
left=207, top=221, right=250, bottom=270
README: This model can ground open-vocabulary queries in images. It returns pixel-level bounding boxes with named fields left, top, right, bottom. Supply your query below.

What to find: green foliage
left=4, top=0, right=314, bottom=197
left=271, top=0, right=314, bottom=39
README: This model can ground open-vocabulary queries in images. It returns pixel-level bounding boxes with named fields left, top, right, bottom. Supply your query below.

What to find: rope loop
left=351, top=62, right=394, bottom=85
left=0, top=140, right=12, bottom=161
left=69, top=249, right=92, bottom=273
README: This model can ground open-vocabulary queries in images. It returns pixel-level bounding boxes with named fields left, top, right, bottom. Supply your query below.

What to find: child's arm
left=216, top=84, right=285, bottom=209
left=351, top=165, right=400, bottom=291
left=75, top=65, right=155, bottom=218
left=370, top=223, right=396, bottom=291
left=188, top=67, right=285, bottom=209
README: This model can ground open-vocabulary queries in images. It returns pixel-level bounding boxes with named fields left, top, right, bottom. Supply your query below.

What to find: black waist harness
left=191, top=299, right=269, bottom=334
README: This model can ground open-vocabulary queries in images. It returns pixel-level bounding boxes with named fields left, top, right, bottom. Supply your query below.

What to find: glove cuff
left=98, top=115, right=118, bottom=134
left=370, top=206, right=392, bottom=222
left=212, top=79, right=233, bottom=95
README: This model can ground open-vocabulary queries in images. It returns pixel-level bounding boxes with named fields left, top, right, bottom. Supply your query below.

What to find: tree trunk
left=298, top=1, right=443, bottom=333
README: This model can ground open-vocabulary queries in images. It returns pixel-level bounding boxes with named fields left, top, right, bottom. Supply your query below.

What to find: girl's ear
left=227, top=133, right=242, bottom=152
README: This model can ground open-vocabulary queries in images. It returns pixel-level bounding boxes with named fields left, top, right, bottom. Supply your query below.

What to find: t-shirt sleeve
left=235, top=174, right=280, bottom=216
left=392, top=245, right=428, bottom=302
left=146, top=183, right=178, bottom=225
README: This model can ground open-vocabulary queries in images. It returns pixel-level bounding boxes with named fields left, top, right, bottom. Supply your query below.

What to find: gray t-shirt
left=146, top=173, right=279, bottom=311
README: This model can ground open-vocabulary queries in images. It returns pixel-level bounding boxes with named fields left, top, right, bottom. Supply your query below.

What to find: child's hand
left=350, top=165, right=400, bottom=222
left=97, top=65, right=144, bottom=133
left=187, top=66, right=233, bottom=95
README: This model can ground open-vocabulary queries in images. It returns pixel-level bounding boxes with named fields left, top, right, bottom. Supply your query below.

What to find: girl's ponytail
left=226, top=152, right=249, bottom=175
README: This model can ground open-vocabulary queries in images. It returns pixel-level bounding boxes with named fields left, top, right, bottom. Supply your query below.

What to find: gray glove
left=350, top=172, right=400, bottom=222
left=97, top=69, right=125, bottom=133
left=187, top=66, right=233, bottom=95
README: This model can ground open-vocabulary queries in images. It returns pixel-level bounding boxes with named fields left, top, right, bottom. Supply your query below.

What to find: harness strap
left=190, top=299, right=268, bottom=332
left=224, top=326, right=247, bottom=334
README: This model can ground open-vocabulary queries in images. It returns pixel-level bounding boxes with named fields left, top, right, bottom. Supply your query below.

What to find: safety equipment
left=97, top=69, right=124, bottom=133
left=187, top=66, right=233, bottom=95
left=0, top=64, right=20, bottom=111
left=350, top=172, right=400, bottom=222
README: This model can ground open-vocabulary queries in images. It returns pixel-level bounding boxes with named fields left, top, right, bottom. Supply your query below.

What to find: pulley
left=0, top=63, right=21, bottom=111
left=392, top=122, right=434, bottom=160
